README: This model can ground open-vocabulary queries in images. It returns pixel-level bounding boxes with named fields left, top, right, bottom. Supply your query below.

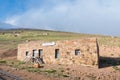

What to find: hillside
left=0, top=29, right=120, bottom=50
left=0, top=29, right=94, bottom=49
left=0, top=29, right=120, bottom=80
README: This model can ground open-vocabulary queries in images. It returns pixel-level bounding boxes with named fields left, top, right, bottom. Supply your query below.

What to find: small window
left=38, top=49, right=43, bottom=58
left=55, top=49, right=59, bottom=59
left=26, top=51, right=29, bottom=56
left=75, top=49, right=80, bottom=55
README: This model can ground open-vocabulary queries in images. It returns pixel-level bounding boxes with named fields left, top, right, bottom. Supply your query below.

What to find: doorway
left=38, top=49, right=43, bottom=58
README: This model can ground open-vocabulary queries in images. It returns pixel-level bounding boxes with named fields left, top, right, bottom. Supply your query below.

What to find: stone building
left=17, top=38, right=99, bottom=67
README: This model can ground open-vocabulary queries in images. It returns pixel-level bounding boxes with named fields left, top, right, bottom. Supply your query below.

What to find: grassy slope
left=0, top=29, right=120, bottom=50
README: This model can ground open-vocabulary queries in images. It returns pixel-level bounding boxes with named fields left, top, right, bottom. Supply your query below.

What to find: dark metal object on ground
left=0, top=70, right=22, bottom=80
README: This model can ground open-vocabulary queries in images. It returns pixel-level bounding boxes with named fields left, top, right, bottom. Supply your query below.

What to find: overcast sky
left=0, top=0, right=120, bottom=36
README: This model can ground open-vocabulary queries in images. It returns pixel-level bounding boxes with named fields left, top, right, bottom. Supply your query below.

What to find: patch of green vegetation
left=26, top=67, right=57, bottom=74
left=7, top=60, right=25, bottom=69
left=0, top=60, right=6, bottom=64
left=58, top=73, right=69, bottom=77
left=26, top=67, right=41, bottom=73
left=62, top=74, right=69, bottom=77
left=43, top=69, right=56, bottom=73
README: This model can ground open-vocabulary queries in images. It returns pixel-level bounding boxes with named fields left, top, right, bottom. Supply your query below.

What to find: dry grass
left=0, top=29, right=120, bottom=50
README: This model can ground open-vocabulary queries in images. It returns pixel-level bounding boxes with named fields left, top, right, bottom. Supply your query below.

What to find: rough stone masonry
left=17, top=38, right=99, bottom=67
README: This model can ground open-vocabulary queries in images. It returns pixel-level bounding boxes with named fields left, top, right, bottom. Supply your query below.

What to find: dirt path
left=0, top=64, right=120, bottom=80
left=0, top=65, right=61, bottom=80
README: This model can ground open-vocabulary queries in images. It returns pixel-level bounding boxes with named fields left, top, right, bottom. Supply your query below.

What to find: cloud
left=5, top=0, right=120, bottom=35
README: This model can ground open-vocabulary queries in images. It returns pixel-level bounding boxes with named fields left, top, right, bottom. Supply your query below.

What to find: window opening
left=26, top=51, right=29, bottom=56
left=55, top=49, right=59, bottom=59
left=75, top=49, right=80, bottom=55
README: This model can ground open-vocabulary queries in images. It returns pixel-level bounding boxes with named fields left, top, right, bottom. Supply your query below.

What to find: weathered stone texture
left=17, top=38, right=99, bottom=67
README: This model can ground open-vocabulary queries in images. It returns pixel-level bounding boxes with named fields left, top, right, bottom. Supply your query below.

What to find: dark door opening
left=32, top=49, right=37, bottom=62
left=38, top=49, right=43, bottom=58
left=55, top=49, right=59, bottom=59
left=33, top=50, right=35, bottom=57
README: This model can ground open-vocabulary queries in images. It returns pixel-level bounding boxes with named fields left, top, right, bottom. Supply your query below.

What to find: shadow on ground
left=99, top=56, right=120, bottom=68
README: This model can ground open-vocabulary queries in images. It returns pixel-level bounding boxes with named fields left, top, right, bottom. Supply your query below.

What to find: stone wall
left=17, top=38, right=99, bottom=67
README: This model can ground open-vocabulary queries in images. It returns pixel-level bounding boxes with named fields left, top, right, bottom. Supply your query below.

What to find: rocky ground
left=0, top=45, right=120, bottom=80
